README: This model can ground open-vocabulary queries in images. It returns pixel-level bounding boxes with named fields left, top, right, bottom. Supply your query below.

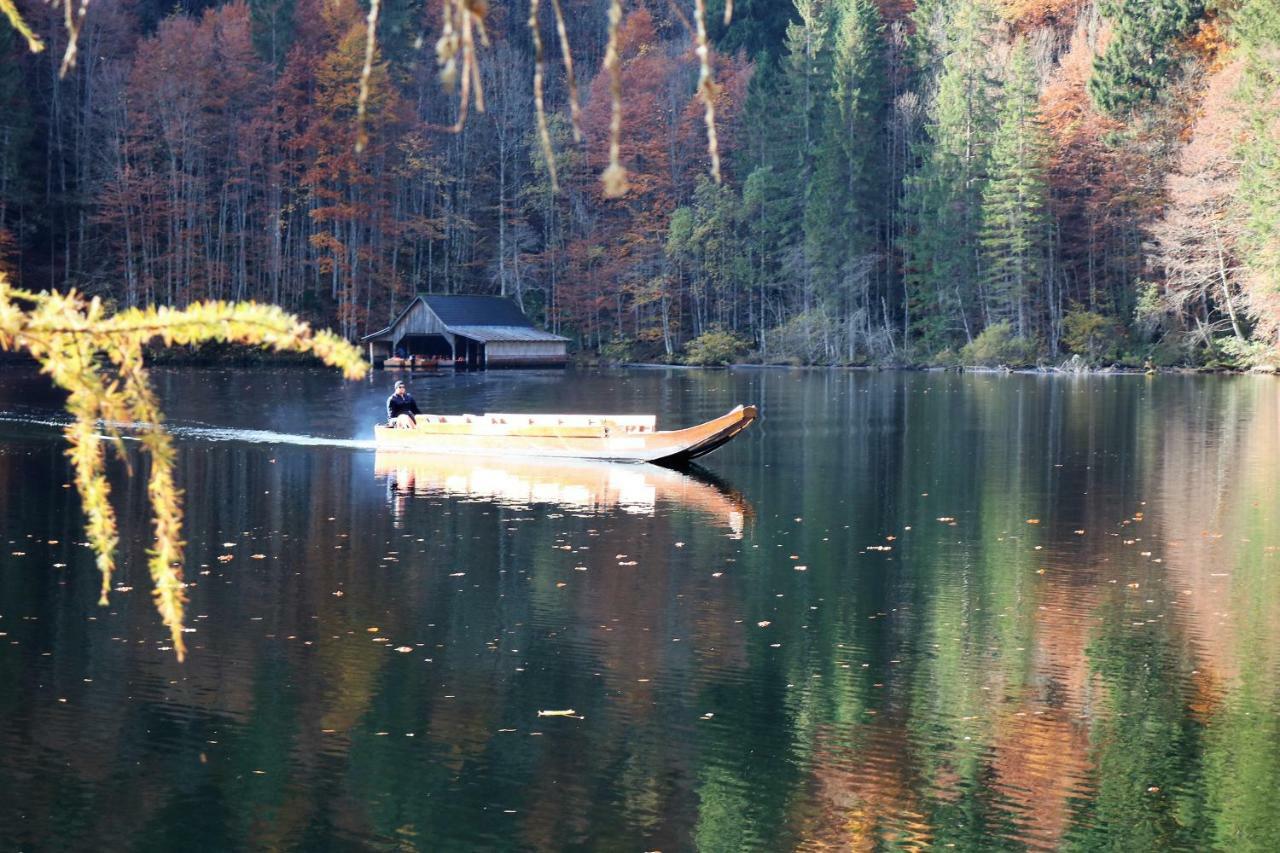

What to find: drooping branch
left=529, top=0, right=560, bottom=193
left=601, top=0, right=628, bottom=198
left=7, top=0, right=728, bottom=196
left=435, top=0, right=491, bottom=133
left=0, top=0, right=43, bottom=53
left=548, top=0, right=583, bottom=142
left=355, top=0, right=382, bottom=154
left=56, top=0, right=93, bottom=76
left=0, top=277, right=368, bottom=660
left=693, top=0, right=722, bottom=184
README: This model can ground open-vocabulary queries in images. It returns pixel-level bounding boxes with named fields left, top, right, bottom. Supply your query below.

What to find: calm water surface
left=1, top=367, right=1278, bottom=851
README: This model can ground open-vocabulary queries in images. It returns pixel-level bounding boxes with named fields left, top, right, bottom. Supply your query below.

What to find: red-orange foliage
left=560, top=8, right=751, bottom=348
left=1000, top=0, right=1087, bottom=31
left=1040, top=18, right=1159, bottom=312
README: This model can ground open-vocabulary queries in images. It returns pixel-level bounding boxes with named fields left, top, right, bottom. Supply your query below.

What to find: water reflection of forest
left=374, top=451, right=749, bottom=536
left=5, top=375, right=1280, bottom=851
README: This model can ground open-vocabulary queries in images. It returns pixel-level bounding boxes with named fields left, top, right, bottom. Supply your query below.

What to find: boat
left=373, top=404, right=757, bottom=464
left=382, top=354, right=440, bottom=370
left=375, top=451, right=751, bottom=534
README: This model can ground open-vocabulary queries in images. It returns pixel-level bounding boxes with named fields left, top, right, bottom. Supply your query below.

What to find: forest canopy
left=1, top=0, right=1278, bottom=368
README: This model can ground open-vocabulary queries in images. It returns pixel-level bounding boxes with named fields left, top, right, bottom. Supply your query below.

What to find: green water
left=1, top=367, right=1278, bottom=851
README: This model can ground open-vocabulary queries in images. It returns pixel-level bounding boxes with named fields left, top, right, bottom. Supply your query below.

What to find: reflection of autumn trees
left=5, top=372, right=1280, bottom=848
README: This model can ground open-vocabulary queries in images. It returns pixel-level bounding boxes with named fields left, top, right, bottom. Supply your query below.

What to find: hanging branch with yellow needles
left=424, top=0, right=726, bottom=197
left=10, top=0, right=730, bottom=193
left=1, top=0, right=44, bottom=53
left=0, top=274, right=368, bottom=661
left=600, top=0, right=628, bottom=198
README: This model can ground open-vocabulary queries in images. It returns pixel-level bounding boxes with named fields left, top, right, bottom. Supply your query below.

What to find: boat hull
left=373, top=405, right=757, bottom=464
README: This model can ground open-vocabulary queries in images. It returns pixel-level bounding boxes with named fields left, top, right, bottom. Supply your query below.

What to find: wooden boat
left=382, top=355, right=440, bottom=370
left=374, top=451, right=751, bottom=534
left=373, top=404, right=757, bottom=464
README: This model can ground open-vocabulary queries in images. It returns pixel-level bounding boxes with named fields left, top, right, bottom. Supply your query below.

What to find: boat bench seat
left=483, top=413, right=656, bottom=433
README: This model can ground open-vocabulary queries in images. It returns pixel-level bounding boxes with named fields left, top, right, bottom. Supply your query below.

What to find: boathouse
left=362, top=295, right=569, bottom=369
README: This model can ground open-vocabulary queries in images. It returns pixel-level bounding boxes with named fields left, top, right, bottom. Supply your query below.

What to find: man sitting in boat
left=386, top=381, right=421, bottom=428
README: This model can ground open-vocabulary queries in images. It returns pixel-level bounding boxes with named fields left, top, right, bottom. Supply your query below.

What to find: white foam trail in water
left=0, top=412, right=376, bottom=450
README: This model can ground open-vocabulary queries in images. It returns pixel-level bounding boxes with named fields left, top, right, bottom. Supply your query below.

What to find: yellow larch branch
left=601, top=0, right=628, bottom=198
left=0, top=276, right=367, bottom=661
left=528, top=0, right=561, bottom=193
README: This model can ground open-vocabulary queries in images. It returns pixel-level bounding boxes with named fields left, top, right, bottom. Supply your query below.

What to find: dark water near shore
left=1, top=367, right=1278, bottom=851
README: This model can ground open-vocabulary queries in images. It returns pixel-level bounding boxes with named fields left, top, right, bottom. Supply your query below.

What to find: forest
left=1, top=0, right=1278, bottom=367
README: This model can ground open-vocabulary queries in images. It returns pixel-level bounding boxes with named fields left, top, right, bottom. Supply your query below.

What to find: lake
left=1, top=366, right=1278, bottom=851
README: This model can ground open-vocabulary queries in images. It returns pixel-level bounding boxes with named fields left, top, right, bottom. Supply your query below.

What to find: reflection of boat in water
left=373, top=405, right=757, bottom=464
left=374, top=451, right=750, bottom=534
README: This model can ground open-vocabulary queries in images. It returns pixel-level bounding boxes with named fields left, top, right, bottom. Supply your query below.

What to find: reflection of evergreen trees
left=7, top=371, right=1280, bottom=848
left=1064, top=600, right=1211, bottom=851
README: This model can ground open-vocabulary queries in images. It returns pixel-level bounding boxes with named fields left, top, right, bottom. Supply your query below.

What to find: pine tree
left=902, top=0, right=996, bottom=351
left=803, top=0, right=887, bottom=354
left=772, top=0, right=833, bottom=314
left=1232, top=0, right=1280, bottom=345
left=1088, top=0, right=1205, bottom=115
left=980, top=41, right=1050, bottom=339
left=249, top=0, right=297, bottom=71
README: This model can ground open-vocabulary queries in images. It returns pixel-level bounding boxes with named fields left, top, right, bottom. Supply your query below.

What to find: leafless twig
left=601, top=0, right=628, bottom=198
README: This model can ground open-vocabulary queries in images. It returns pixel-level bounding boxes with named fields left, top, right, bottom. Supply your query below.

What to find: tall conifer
left=981, top=41, right=1050, bottom=338
left=1089, top=0, right=1204, bottom=115
left=902, top=0, right=996, bottom=349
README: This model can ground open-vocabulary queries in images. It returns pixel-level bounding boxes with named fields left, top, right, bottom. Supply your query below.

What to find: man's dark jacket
left=387, top=392, right=421, bottom=421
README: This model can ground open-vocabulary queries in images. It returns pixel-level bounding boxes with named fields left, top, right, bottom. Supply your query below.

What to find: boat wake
left=0, top=411, right=376, bottom=451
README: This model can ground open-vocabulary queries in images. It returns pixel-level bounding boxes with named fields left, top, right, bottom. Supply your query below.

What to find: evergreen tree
left=776, top=0, right=833, bottom=313
left=708, top=0, right=798, bottom=61
left=980, top=41, right=1050, bottom=339
left=1232, top=0, right=1280, bottom=344
left=901, top=0, right=996, bottom=350
left=1088, top=0, right=1205, bottom=115
left=740, top=165, right=796, bottom=349
left=803, top=0, right=887, bottom=353
left=249, top=0, right=296, bottom=70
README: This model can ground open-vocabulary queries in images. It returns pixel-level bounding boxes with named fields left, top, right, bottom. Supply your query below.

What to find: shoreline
left=2, top=348, right=1270, bottom=376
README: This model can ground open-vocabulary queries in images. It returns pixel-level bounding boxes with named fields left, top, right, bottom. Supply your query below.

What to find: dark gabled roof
left=361, top=294, right=543, bottom=342
left=420, top=295, right=534, bottom=328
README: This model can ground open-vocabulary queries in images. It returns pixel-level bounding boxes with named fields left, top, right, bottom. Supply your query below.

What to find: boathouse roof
left=361, top=295, right=567, bottom=343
